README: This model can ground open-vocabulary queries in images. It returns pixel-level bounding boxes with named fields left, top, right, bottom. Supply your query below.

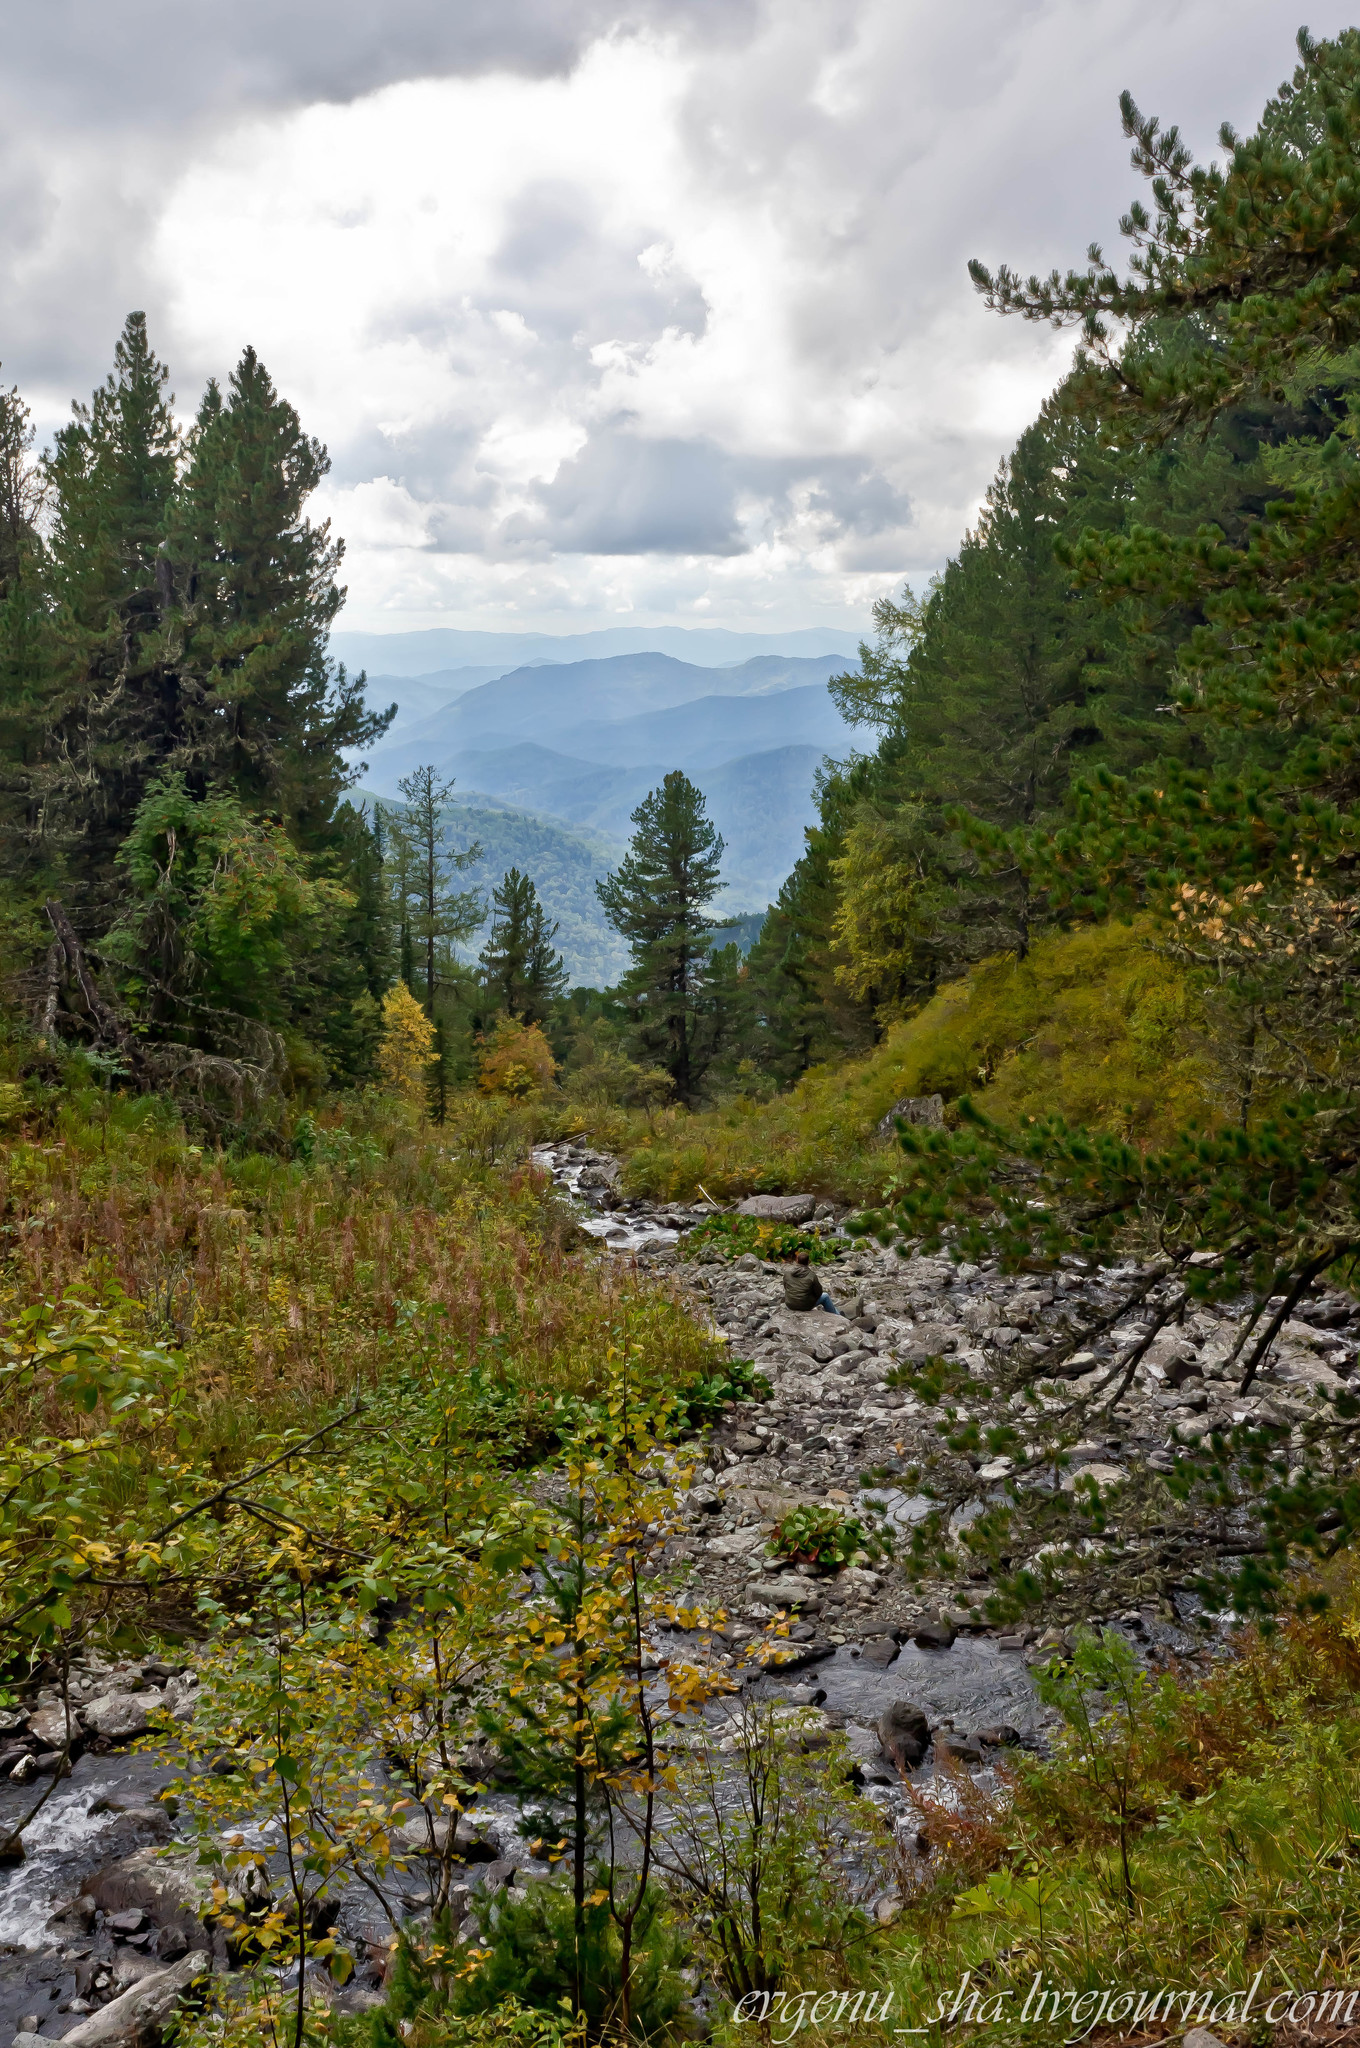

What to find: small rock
left=877, top=1700, right=930, bottom=1771
left=1181, top=2032, right=1229, bottom=2048
left=9, top=1755, right=36, bottom=1784
left=1060, top=1462, right=1126, bottom=1493
left=762, top=1638, right=837, bottom=1672
left=745, top=1574, right=818, bottom=1609
left=933, top=1733, right=984, bottom=1767
left=859, top=1638, right=898, bottom=1669
left=974, top=1724, right=1021, bottom=1747
left=911, top=1621, right=956, bottom=1651
left=729, top=1433, right=764, bottom=1456
left=108, top=1909, right=147, bottom=1934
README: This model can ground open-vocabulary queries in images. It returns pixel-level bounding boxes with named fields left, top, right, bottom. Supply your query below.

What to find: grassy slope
left=624, top=920, right=1214, bottom=1207
left=0, top=1077, right=717, bottom=1466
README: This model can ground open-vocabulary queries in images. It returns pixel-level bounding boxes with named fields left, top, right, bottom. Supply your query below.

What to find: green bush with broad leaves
left=770, top=1503, right=891, bottom=1568
left=681, top=1214, right=836, bottom=1264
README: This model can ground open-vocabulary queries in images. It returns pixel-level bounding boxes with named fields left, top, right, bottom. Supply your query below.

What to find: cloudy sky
left=3, top=1, right=1352, bottom=635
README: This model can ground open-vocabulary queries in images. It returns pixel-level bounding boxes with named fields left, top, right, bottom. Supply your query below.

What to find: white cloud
left=9, top=0, right=1359, bottom=631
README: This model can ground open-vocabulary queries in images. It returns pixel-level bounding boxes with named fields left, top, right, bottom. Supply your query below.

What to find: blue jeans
left=816, top=1294, right=842, bottom=1315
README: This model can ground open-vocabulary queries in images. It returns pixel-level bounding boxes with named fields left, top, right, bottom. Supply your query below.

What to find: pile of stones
left=644, top=1195, right=1359, bottom=1641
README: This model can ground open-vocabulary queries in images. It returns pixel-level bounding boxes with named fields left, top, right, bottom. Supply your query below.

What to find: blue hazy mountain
left=347, top=638, right=863, bottom=983
left=335, top=623, right=860, bottom=677
left=364, top=667, right=505, bottom=734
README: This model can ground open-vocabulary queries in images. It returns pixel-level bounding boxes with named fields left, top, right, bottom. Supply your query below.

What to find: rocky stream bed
left=2, top=1137, right=1355, bottom=2041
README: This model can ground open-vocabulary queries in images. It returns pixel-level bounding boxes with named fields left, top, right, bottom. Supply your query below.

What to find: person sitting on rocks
left=783, top=1249, right=841, bottom=1314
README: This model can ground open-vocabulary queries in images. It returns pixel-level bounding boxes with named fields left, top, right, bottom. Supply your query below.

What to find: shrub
left=478, top=1019, right=558, bottom=1101
left=454, top=1875, right=686, bottom=2043
left=770, top=1503, right=890, bottom=1568
left=681, top=1213, right=835, bottom=1264
left=379, top=985, right=435, bottom=1107
left=679, top=1354, right=771, bottom=1428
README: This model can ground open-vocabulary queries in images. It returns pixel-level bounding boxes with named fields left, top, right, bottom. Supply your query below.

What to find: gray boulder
left=58, top=1952, right=210, bottom=2048
left=735, top=1195, right=816, bottom=1223
left=27, top=1705, right=77, bottom=1750
left=83, top=1692, right=163, bottom=1741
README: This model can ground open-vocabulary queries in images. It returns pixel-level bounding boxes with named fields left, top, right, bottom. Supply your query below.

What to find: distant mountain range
left=333, top=623, right=860, bottom=677
left=345, top=635, right=863, bottom=987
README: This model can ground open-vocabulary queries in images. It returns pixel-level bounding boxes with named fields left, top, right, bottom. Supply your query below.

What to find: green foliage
left=879, top=1582, right=1360, bottom=2032
left=457, top=1877, right=685, bottom=2042
left=597, top=772, right=728, bottom=1107
left=479, top=869, right=568, bottom=1027
left=392, top=768, right=484, bottom=1017
left=106, top=772, right=350, bottom=1031
left=365, top=1937, right=584, bottom=2048
left=167, top=347, right=377, bottom=835
left=619, top=919, right=1212, bottom=1206
left=677, top=1354, right=771, bottom=1429
left=680, top=1213, right=834, bottom=1264
left=847, top=28, right=1360, bottom=1616
left=0, top=314, right=394, bottom=1106
left=657, top=1695, right=895, bottom=2001
left=0, top=1291, right=189, bottom=1658
left=769, top=1503, right=890, bottom=1568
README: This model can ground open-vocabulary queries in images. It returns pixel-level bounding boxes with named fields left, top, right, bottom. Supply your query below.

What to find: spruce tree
left=479, top=868, right=567, bottom=1025
left=0, top=377, right=51, bottom=888
left=395, top=766, right=483, bottom=1014
left=42, top=314, right=181, bottom=914
left=169, top=346, right=391, bottom=838
left=596, top=771, right=724, bottom=1106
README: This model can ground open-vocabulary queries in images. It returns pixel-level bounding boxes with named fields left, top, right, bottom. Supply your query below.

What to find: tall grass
left=0, top=1076, right=718, bottom=1462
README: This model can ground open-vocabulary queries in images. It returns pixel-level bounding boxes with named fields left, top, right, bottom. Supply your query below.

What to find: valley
left=354, top=651, right=858, bottom=969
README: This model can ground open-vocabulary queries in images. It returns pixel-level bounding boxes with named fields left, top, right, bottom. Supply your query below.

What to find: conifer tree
left=596, top=771, right=724, bottom=1106
left=478, top=868, right=567, bottom=1025
left=0, top=377, right=51, bottom=884
left=42, top=313, right=182, bottom=912
left=168, top=346, right=390, bottom=837
left=864, top=25, right=1360, bottom=1616
left=395, top=766, right=483, bottom=1014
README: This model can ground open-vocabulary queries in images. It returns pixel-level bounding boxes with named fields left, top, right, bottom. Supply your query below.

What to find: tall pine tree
left=479, top=868, right=567, bottom=1025
left=596, top=771, right=725, bottom=1106
left=42, top=314, right=181, bottom=916
left=168, top=347, right=390, bottom=839
left=394, top=767, right=483, bottom=1014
